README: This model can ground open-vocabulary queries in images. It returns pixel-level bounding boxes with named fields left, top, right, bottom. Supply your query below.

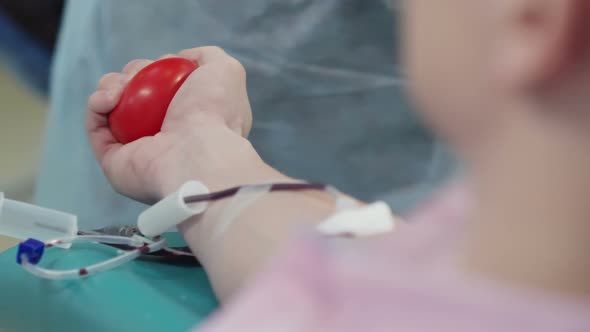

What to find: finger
left=178, top=46, right=229, bottom=65
left=86, top=104, right=121, bottom=163
left=88, top=89, right=123, bottom=115
left=242, top=108, right=253, bottom=138
left=179, top=46, right=246, bottom=81
left=122, top=59, right=152, bottom=75
left=97, top=72, right=129, bottom=90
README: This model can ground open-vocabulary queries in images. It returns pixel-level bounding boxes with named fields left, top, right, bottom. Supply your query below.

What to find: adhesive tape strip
left=316, top=201, right=395, bottom=237
left=137, top=181, right=209, bottom=237
left=211, top=183, right=273, bottom=241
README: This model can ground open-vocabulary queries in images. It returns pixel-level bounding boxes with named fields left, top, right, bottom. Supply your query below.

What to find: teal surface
left=0, top=234, right=218, bottom=332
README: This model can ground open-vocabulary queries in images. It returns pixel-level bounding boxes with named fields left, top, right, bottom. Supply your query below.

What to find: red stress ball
left=108, top=57, right=198, bottom=144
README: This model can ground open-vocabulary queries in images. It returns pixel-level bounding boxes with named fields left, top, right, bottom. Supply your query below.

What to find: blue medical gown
left=35, top=0, right=455, bottom=230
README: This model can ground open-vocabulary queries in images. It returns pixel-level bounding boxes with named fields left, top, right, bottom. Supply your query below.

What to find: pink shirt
left=196, top=183, right=590, bottom=331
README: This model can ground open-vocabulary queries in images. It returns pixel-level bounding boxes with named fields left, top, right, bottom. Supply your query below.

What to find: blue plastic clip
left=16, top=238, right=45, bottom=265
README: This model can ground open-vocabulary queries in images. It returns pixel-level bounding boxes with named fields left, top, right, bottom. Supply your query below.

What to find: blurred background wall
left=0, top=0, right=63, bottom=203
left=0, top=62, right=47, bottom=203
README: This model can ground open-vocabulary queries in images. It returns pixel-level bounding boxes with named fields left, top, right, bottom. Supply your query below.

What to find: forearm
left=182, top=185, right=334, bottom=301
left=157, top=127, right=336, bottom=301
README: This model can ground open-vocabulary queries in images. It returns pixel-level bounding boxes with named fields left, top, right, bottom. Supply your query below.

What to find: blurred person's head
left=401, top=1, right=590, bottom=294
left=402, top=0, right=590, bottom=166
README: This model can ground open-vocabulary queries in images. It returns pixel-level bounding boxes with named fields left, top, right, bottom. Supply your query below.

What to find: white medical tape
left=316, top=201, right=395, bottom=237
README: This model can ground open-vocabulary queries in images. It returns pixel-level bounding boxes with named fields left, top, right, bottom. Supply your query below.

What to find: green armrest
left=0, top=234, right=218, bottom=332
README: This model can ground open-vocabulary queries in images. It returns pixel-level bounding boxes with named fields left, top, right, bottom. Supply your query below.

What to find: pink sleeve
left=195, top=238, right=340, bottom=332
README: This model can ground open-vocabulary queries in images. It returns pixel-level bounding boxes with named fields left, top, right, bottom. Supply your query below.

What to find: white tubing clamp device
left=0, top=192, right=78, bottom=249
left=138, top=181, right=209, bottom=237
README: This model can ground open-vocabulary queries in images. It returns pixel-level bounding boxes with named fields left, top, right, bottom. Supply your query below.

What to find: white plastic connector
left=0, top=192, right=78, bottom=248
left=138, top=181, right=209, bottom=237
left=317, top=201, right=395, bottom=237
